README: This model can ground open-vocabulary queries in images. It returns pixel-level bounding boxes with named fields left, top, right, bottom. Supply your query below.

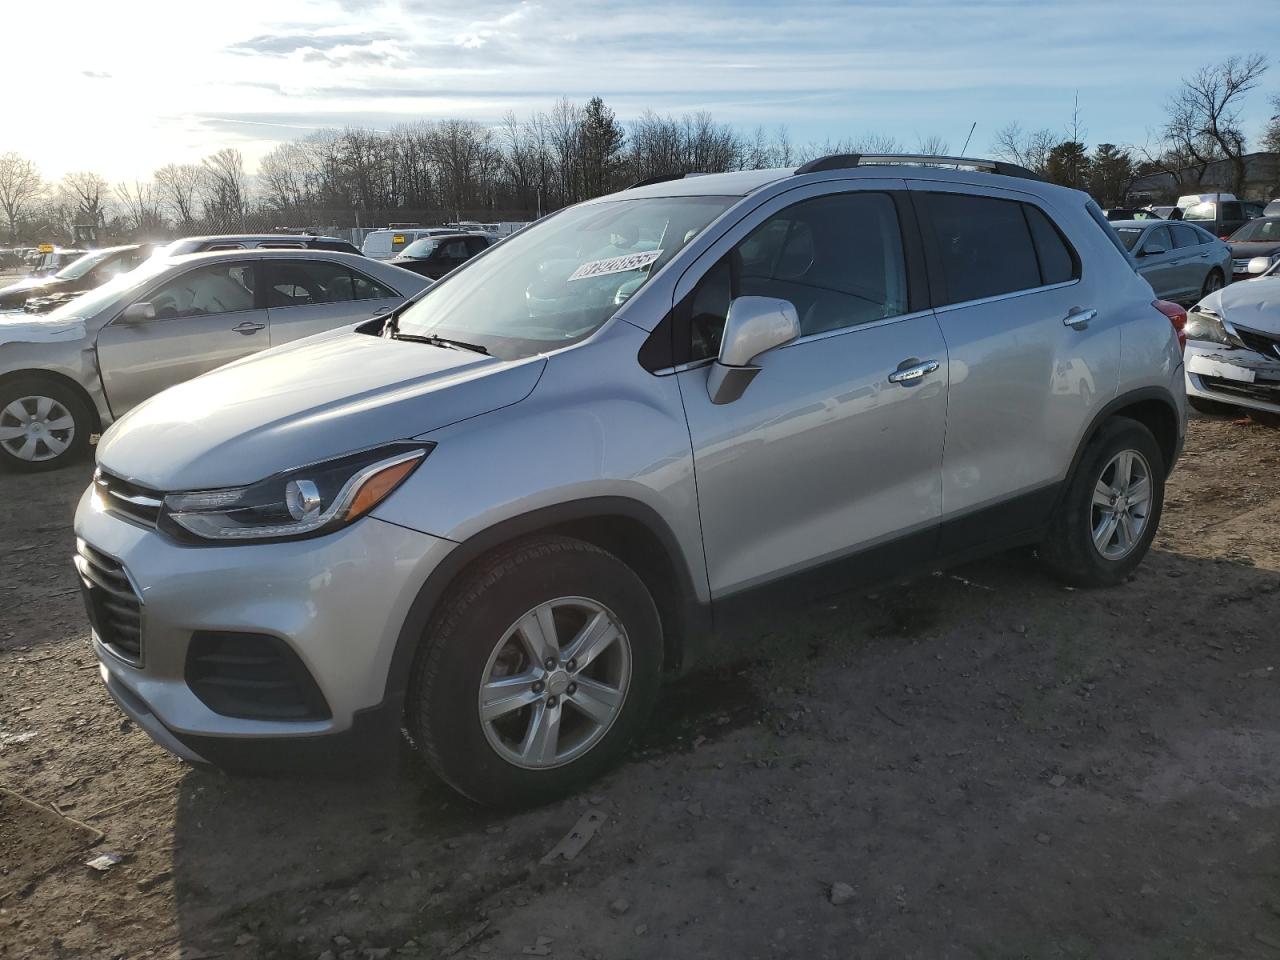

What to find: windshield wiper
left=391, top=331, right=490, bottom=355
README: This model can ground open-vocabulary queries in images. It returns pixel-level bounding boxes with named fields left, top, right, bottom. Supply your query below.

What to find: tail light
left=1153, top=299, right=1187, bottom=353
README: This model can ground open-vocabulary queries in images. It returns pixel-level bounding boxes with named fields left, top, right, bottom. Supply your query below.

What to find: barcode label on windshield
left=567, top=250, right=663, bottom=282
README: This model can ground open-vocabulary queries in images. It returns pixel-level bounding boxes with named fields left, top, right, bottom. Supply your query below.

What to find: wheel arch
left=381, top=497, right=712, bottom=718
left=1063, top=387, right=1182, bottom=496
left=0, top=368, right=103, bottom=434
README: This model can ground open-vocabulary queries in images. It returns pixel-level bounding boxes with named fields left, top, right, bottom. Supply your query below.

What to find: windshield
left=1115, top=227, right=1145, bottom=251
left=1232, top=219, right=1280, bottom=243
left=44, top=258, right=171, bottom=322
left=394, top=196, right=736, bottom=359
left=55, top=249, right=117, bottom=281
left=399, top=237, right=439, bottom=258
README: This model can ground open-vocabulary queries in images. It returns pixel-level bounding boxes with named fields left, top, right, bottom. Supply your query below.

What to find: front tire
left=0, top=376, right=93, bottom=472
left=1040, top=418, right=1165, bottom=587
left=406, top=535, right=663, bottom=807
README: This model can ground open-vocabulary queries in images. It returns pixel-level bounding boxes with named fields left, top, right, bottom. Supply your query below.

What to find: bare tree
left=154, top=163, right=203, bottom=229
left=0, top=152, right=42, bottom=243
left=1165, top=54, right=1268, bottom=196
left=61, top=171, right=110, bottom=227
left=916, top=134, right=950, bottom=156
left=200, top=148, right=249, bottom=227
left=992, top=122, right=1058, bottom=174
left=114, top=180, right=164, bottom=234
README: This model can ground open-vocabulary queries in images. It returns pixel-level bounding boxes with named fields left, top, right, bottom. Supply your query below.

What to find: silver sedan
left=1112, top=219, right=1233, bottom=304
left=0, top=250, right=430, bottom=471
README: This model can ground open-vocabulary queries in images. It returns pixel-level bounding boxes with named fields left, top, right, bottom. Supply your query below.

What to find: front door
left=674, top=183, right=948, bottom=606
left=95, top=259, right=267, bottom=416
left=1134, top=224, right=1178, bottom=300
left=264, top=258, right=403, bottom=345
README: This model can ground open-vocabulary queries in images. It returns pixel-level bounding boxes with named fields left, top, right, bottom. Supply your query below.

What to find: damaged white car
left=1184, top=256, right=1280, bottom=420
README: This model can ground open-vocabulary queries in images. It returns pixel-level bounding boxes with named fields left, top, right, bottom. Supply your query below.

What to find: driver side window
left=146, top=263, right=256, bottom=320
left=685, top=191, right=908, bottom=361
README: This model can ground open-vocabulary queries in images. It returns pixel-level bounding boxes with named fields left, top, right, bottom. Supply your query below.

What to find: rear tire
left=1039, top=418, right=1165, bottom=588
left=0, top=376, right=94, bottom=473
left=1201, top=269, right=1225, bottom=297
left=406, top=535, right=663, bottom=807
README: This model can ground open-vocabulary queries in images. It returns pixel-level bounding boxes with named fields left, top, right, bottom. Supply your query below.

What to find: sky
left=4, top=0, right=1277, bottom=183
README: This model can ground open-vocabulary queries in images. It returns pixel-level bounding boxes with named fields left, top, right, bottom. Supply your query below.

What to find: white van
left=361, top=228, right=454, bottom=260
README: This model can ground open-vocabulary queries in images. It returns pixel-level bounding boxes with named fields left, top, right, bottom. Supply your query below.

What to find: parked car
left=1180, top=196, right=1262, bottom=239
left=27, top=248, right=88, bottom=277
left=0, top=245, right=157, bottom=311
left=159, top=234, right=362, bottom=256
left=1104, top=207, right=1161, bottom=221
left=1225, top=216, right=1280, bottom=280
left=388, top=233, right=492, bottom=279
left=1111, top=220, right=1231, bottom=302
left=361, top=228, right=462, bottom=260
left=74, top=154, right=1186, bottom=805
left=1183, top=255, right=1280, bottom=418
left=0, top=250, right=429, bottom=471
left=1148, top=205, right=1178, bottom=220
left=1265, top=199, right=1280, bottom=217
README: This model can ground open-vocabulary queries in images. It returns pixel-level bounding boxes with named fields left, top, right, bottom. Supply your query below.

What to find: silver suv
left=74, top=155, right=1187, bottom=806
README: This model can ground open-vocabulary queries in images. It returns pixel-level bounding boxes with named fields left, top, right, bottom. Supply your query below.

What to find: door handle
left=232, top=320, right=265, bottom=335
left=887, top=359, right=940, bottom=384
left=1063, top=308, right=1097, bottom=329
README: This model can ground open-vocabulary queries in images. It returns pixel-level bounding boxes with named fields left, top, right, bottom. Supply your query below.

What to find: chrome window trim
left=933, top=278, right=1080, bottom=315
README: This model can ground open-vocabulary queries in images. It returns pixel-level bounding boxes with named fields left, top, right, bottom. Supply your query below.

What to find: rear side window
left=268, top=260, right=357, bottom=307
left=1023, top=206, right=1077, bottom=285
left=922, top=194, right=1041, bottom=303
left=1171, top=224, right=1202, bottom=248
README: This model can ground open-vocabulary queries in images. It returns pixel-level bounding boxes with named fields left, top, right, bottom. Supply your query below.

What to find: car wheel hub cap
left=0, top=396, right=75, bottom=462
left=478, top=596, right=632, bottom=770
left=1090, top=449, right=1152, bottom=561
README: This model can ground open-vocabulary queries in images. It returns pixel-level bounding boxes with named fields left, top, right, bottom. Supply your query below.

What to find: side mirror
left=707, top=296, right=800, bottom=405
left=1141, top=242, right=1167, bottom=257
left=1247, top=256, right=1273, bottom=275
left=120, top=302, right=156, bottom=323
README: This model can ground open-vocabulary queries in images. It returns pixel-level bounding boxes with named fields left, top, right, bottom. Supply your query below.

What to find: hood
left=97, top=327, right=546, bottom=490
left=0, top=312, right=86, bottom=346
left=0, top=276, right=57, bottom=303
left=1200, top=276, right=1280, bottom=335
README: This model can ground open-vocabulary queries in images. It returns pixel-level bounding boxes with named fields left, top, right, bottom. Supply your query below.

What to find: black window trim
left=915, top=189, right=1082, bottom=310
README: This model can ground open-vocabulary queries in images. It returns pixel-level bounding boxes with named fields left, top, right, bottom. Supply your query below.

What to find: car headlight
left=159, top=442, right=432, bottom=543
left=1183, top=306, right=1240, bottom=347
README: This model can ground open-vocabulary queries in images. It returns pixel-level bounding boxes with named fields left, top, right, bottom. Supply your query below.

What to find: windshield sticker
left=567, top=250, right=663, bottom=282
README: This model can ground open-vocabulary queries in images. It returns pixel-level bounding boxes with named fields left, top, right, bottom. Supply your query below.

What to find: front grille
left=1198, top=374, right=1280, bottom=405
left=74, top=540, right=143, bottom=665
left=1232, top=326, right=1280, bottom=362
left=185, top=632, right=331, bottom=721
left=94, top=469, right=162, bottom=528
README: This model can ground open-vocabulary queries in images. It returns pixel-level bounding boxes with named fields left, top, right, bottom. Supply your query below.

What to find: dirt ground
left=2, top=417, right=1279, bottom=960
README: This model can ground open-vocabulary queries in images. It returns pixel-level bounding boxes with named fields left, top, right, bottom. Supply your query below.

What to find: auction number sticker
left=567, top=250, right=663, bottom=282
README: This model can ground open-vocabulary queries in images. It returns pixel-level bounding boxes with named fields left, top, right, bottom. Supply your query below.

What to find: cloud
left=81, top=70, right=112, bottom=79
left=228, top=31, right=396, bottom=56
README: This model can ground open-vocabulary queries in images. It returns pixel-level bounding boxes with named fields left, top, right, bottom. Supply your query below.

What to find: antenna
left=961, top=122, right=977, bottom=156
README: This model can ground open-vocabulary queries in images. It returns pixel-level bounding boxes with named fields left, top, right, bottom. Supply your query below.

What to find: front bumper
left=73, top=486, right=455, bottom=767
left=1185, top=341, right=1280, bottom=415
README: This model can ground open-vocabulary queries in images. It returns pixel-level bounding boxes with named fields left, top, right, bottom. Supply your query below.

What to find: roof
left=171, top=234, right=346, bottom=244
left=162, top=248, right=371, bottom=267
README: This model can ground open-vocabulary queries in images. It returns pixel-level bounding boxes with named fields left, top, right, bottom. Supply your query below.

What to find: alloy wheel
left=1090, top=449, right=1152, bottom=560
left=478, top=597, right=632, bottom=769
left=0, top=396, right=75, bottom=462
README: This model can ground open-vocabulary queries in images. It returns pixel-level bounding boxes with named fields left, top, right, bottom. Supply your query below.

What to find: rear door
left=910, top=185, right=1121, bottom=553
left=265, top=257, right=403, bottom=344
left=1134, top=225, right=1178, bottom=299
left=1170, top=222, right=1212, bottom=294
left=95, top=259, right=267, bottom=415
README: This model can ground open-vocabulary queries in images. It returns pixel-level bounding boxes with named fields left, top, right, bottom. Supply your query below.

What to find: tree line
left=1, top=54, right=1278, bottom=246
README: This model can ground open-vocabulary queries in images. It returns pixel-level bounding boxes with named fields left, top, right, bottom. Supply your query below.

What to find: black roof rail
left=793, top=153, right=1043, bottom=182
